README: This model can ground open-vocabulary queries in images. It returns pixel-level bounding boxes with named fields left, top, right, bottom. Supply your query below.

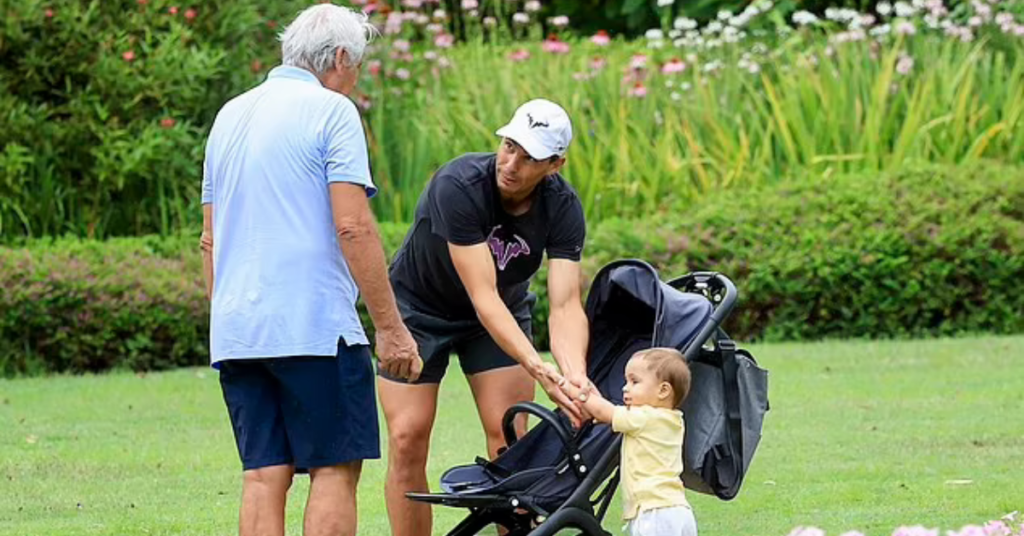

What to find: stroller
left=408, top=260, right=769, bottom=535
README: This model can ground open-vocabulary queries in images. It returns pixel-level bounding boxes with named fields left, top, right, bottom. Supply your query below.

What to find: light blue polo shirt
left=201, top=65, right=376, bottom=365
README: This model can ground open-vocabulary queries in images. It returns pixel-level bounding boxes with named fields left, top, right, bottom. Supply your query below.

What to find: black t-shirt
left=389, top=153, right=586, bottom=319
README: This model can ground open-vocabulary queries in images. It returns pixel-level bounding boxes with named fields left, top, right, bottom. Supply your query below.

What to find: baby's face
left=622, top=357, right=668, bottom=408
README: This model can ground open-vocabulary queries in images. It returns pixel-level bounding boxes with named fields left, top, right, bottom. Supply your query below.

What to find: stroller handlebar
left=501, top=402, right=589, bottom=480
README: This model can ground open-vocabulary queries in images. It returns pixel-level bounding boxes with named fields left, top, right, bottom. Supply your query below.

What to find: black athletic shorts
left=218, top=337, right=380, bottom=471
left=378, top=289, right=535, bottom=384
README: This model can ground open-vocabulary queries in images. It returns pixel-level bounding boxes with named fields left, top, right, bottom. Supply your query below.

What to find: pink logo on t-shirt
left=487, top=225, right=530, bottom=271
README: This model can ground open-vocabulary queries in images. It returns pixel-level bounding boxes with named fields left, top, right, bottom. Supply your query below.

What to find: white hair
left=280, top=4, right=378, bottom=74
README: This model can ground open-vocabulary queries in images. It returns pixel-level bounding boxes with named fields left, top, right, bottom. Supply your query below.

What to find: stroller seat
left=407, top=260, right=743, bottom=536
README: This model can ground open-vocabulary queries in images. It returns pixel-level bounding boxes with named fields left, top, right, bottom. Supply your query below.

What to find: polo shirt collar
left=267, top=65, right=323, bottom=86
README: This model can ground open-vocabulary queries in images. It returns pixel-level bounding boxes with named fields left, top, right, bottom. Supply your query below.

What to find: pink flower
left=589, top=56, right=607, bottom=70
left=168, top=6, right=178, bottom=15
left=839, top=532, right=866, bottom=536
left=542, top=35, right=570, bottom=54
left=508, top=48, right=531, bottom=62
left=591, top=30, right=610, bottom=46
left=896, top=54, right=914, bottom=75
left=461, top=0, right=478, bottom=9
left=629, top=54, right=648, bottom=70
left=122, top=50, right=136, bottom=62
left=44, top=8, right=54, bottom=18
left=892, top=526, right=938, bottom=536
left=137, top=0, right=148, bottom=5
left=982, top=521, right=1011, bottom=536
left=184, top=8, right=197, bottom=21
left=950, top=525, right=986, bottom=536
left=661, top=58, right=686, bottom=74
left=393, top=39, right=411, bottom=52
left=394, top=68, right=410, bottom=80
left=788, top=528, right=825, bottom=536
left=357, top=95, right=372, bottom=111
left=364, top=2, right=378, bottom=15
left=367, top=60, right=381, bottom=76
left=402, top=0, right=422, bottom=7
left=160, top=118, right=176, bottom=129
left=628, top=82, right=647, bottom=98
left=434, top=33, right=455, bottom=48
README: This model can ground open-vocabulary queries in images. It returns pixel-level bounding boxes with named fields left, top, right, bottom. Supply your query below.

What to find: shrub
left=0, top=235, right=206, bottom=376
left=580, top=161, right=1024, bottom=341
left=1, top=163, right=1021, bottom=376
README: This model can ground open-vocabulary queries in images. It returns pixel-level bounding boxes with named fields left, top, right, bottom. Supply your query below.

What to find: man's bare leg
left=240, top=464, right=295, bottom=536
left=379, top=378, right=441, bottom=536
left=304, top=462, right=363, bottom=536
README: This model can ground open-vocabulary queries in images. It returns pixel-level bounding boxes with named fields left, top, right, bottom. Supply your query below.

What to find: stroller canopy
left=584, top=260, right=715, bottom=403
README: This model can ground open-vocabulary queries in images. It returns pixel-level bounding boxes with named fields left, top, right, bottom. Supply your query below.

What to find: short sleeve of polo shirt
left=201, top=155, right=213, bottom=205
left=427, top=175, right=486, bottom=246
left=612, top=406, right=655, bottom=436
left=546, top=193, right=586, bottom=261
left=323, top=98, right=377, bottom=197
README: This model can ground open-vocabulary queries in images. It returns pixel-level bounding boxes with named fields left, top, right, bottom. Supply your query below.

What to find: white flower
left=550, top=15, right=569, bottom=27
left=894, top=20, right=916, bottom=34
left=717, top=10, right=732, bottom=20
left=995, top=13, right=1014, bottom=26
left=792, top=11, right=818, bottom=26
left=657, top=0, right=674, bottom=7
left=705, top=21, right=723, bottom=33
left=525, top=1, right=541, bottom=13
left=483, top=16, right=497, bottom=26
left=433, top=9, right=446, bottom=19
left=877, top=2, right=892, bottom=15
left=645, top=29, right=665, bottom=40
left=894, top=2, right=915, bottom=17
left=870, top=24, right=891, bottom=36
left=671, top=91, right=682, bottom=100
left=512, top=12, right=529, bottom=24
left=668, top=29, right=682, bottom=38
left=968, top=16, right=983, bottom=27
left=426, top=22, right=443, bottom=33
left=674, top=17, right=698, bottom=30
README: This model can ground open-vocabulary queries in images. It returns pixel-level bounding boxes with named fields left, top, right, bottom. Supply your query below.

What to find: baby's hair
left=633, top=347, right=691, bottom=408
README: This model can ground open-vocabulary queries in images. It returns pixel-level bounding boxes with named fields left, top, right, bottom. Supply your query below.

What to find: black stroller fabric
left=418, top=260, right=769, bottom=534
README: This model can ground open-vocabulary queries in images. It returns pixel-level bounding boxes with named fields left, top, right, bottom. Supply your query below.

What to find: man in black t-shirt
left=379, top=99, right=591, bottom=536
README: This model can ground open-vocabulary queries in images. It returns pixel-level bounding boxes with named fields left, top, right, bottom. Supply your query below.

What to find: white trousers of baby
left=624, top=506, right=698, bottom=536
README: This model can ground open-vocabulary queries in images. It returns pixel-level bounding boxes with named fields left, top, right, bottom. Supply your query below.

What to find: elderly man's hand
left=375, top=324, right=423, bottom=382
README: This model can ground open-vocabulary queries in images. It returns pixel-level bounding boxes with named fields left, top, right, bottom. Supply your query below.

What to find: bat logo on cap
left=527, top=113, right=549, bottom=129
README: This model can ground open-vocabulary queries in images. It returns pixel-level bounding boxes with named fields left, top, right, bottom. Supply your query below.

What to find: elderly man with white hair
left=199, top=5, right=421, bottom=536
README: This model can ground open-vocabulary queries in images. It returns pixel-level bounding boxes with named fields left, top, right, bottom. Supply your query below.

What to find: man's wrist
left=524, top=357, right=547, bottom=380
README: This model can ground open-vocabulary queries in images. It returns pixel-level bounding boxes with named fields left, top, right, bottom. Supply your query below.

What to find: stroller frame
left=409, top=261, right=739, bottom=536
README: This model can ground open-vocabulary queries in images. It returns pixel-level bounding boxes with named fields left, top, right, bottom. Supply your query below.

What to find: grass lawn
left=2, top=335, right=1023, bottom=535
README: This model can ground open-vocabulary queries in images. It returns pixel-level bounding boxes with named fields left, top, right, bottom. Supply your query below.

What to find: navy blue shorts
left=218, top=338, right=380, bottom=471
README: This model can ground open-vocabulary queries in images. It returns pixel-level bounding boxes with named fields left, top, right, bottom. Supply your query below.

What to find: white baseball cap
left=495, top=99, right=573, bottom=160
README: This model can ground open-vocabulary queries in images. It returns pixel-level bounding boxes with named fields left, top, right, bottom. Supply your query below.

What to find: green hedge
left=2, top=162, right=1021, bottom=376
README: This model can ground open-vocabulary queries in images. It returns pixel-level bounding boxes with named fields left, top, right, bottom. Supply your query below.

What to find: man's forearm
left=473, top=293, right=546, bottom=378
left=202, top=249, right=213, bottom=301
left=549, top=305, right=589, bottom=377
left=336, top=220, right=403, bottom=331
